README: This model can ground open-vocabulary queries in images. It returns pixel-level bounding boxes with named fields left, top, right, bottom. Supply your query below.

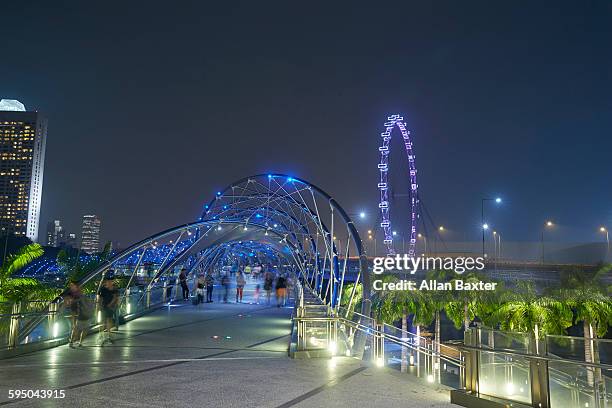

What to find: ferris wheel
left=377, top=114, right=419, bottom=256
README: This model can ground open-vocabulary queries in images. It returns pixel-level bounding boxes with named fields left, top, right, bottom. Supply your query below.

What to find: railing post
left=146, top=286, right=151, bottom=308
left=297, top=317, right=303, bottom=350
left=162, top=280, right=168, bottom=303
left=529, top=357, right=550, bottom=408
left=299, top=285, right=304, bottom=309
left=529, top=334, right=550, bottom=408
left=373, top=321, right=384, bottom=366
left=124, top=288, right=131, bottom=315
left=464, top=328, right=479, bottom=395
left=48, top=302, right=58, bottom=339
left=8, top=302, right=21, bottom=348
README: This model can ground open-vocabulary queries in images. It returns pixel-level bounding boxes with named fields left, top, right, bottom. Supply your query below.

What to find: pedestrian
left=254, top=284, right=261, bottom=304
left=263, top=271, right=273, bottom=305
left=276, top=274, right=287, bottom=308
left=236, top=271, right=246, bottom=303
left=73, top=294, right=93, bottom=347
left=205, top=272, right=214, bottom=303
left=221, top=273, right=230, bottom=303
left=98, top=275, right=119, bottom=345
left=179, top=268, right=189, bottom=301
left=66, top=281, right=82, bottom=348
left=195, top=274, right=206, bottom=305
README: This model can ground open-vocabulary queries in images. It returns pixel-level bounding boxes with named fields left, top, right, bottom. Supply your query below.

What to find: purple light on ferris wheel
left=377, top=114, right=419, bottom=256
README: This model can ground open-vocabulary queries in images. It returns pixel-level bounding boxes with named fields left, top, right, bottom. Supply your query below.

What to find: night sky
left=2, top=1, right=611, bottom=247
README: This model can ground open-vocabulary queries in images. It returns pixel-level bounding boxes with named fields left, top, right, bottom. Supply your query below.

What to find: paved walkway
left=0, top=285, right=457, bottom=407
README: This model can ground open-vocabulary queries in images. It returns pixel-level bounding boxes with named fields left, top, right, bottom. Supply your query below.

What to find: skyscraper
left=81, top=214, right=101, bottom=254
left=45, top=219, right=65, bottom=247
left=0, top=99, right=47, bottom=242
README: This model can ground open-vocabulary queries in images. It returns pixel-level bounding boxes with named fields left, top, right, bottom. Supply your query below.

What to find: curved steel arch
left=80, top=174, right=369, bottom=306
left=201, top=173, right=370, bottom=313
left=377, top=114, right=419, bottom=256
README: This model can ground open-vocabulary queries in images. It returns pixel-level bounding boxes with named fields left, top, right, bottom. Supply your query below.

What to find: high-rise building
left=45, top=221, right=54, bottom=246
left=0, top=99, right=47, bottom=242
left=45, top=219, right=65, bottom=247
left=81, top=214, right=101, bottom=254
left=64, top=233, right=77, bottom=248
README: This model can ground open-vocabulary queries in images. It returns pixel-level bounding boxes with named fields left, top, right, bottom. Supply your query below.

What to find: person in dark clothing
left=73, top=295, right=92, bottom=347
left=263, top=271, right=274, bottom=305
left=221, top=274, right=230, bottom=303
left=275, top=275, right=287, bottom=308
left=205, top=273, right=214, bottom=303
left=98, top=277, right=119, bottom=345
left=66, top=281, right=82, bottom=348
left=179, top=268, right=189, bottom=301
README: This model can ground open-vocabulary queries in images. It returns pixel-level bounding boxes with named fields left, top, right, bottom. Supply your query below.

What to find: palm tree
left=445, top=272, right=483, bottom=331
left=340, top=282, right=363, bottom=317
left=0, top=244, right=59, bottom=336
left=495, top=281, right=572, bottom=353
left=0, top=243, right=57, bottom=303
left=370, top=274, right=424, bottom=372
left=418, top=269, right=454, bottom=361
left=556, top=264, right=611, bottom=385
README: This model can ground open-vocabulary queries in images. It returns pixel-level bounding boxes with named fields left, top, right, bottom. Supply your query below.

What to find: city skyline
left=2, top=2, right=611, bottom=246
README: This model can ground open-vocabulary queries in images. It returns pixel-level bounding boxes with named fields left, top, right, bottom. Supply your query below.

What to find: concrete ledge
left=450, top=390, right=530, bottom=408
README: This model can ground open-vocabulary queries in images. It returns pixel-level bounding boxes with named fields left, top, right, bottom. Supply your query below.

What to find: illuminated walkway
left=0, top=288, right=457, bottom=408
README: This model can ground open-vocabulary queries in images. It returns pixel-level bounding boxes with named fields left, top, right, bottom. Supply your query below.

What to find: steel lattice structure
left=377, top=114, right=419, bottom=256
left=19, top=174, right=371, bottom=344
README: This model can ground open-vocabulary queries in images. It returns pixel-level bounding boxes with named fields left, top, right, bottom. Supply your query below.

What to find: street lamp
left=438, top=226, right=444, bottom=231
left=2, top=227, right=8, bottom=265
left=492, top=231, right=502, bottom=268
left=368, top=234, right=376, bottom=257
left=541, top=221, right=554, bottom=264
left=481, top=197, right=502, bottom=256
left=600, top=227, right=609, bottom=258
left=417, top=233, right=427, bottom=255
left=359, top=212, right=366, bottom=219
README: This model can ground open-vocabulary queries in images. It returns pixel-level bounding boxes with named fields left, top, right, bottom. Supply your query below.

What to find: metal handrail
left=459, top=343, right=612, bottom=371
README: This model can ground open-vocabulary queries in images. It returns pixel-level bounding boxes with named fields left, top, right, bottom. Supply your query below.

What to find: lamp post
left=368, top=233, right=376, bottom=257
left=600, top=227, right=609, bottom=259
left=417, top=233, right=427, bottom=255
left=492, top=231, right=501, bottom=271
left=481, top=197, right=502, bottom=257
left=1, top=227, right=8, bottom=265
left=392, top=231, right=405, bottom=253
left=541, top=221, right=553, bottom=264
left=436, top=226, right=445, bottom=256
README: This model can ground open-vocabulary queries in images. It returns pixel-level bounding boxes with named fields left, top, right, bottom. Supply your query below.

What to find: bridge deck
left=0, top=287, right=456, bottom=407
